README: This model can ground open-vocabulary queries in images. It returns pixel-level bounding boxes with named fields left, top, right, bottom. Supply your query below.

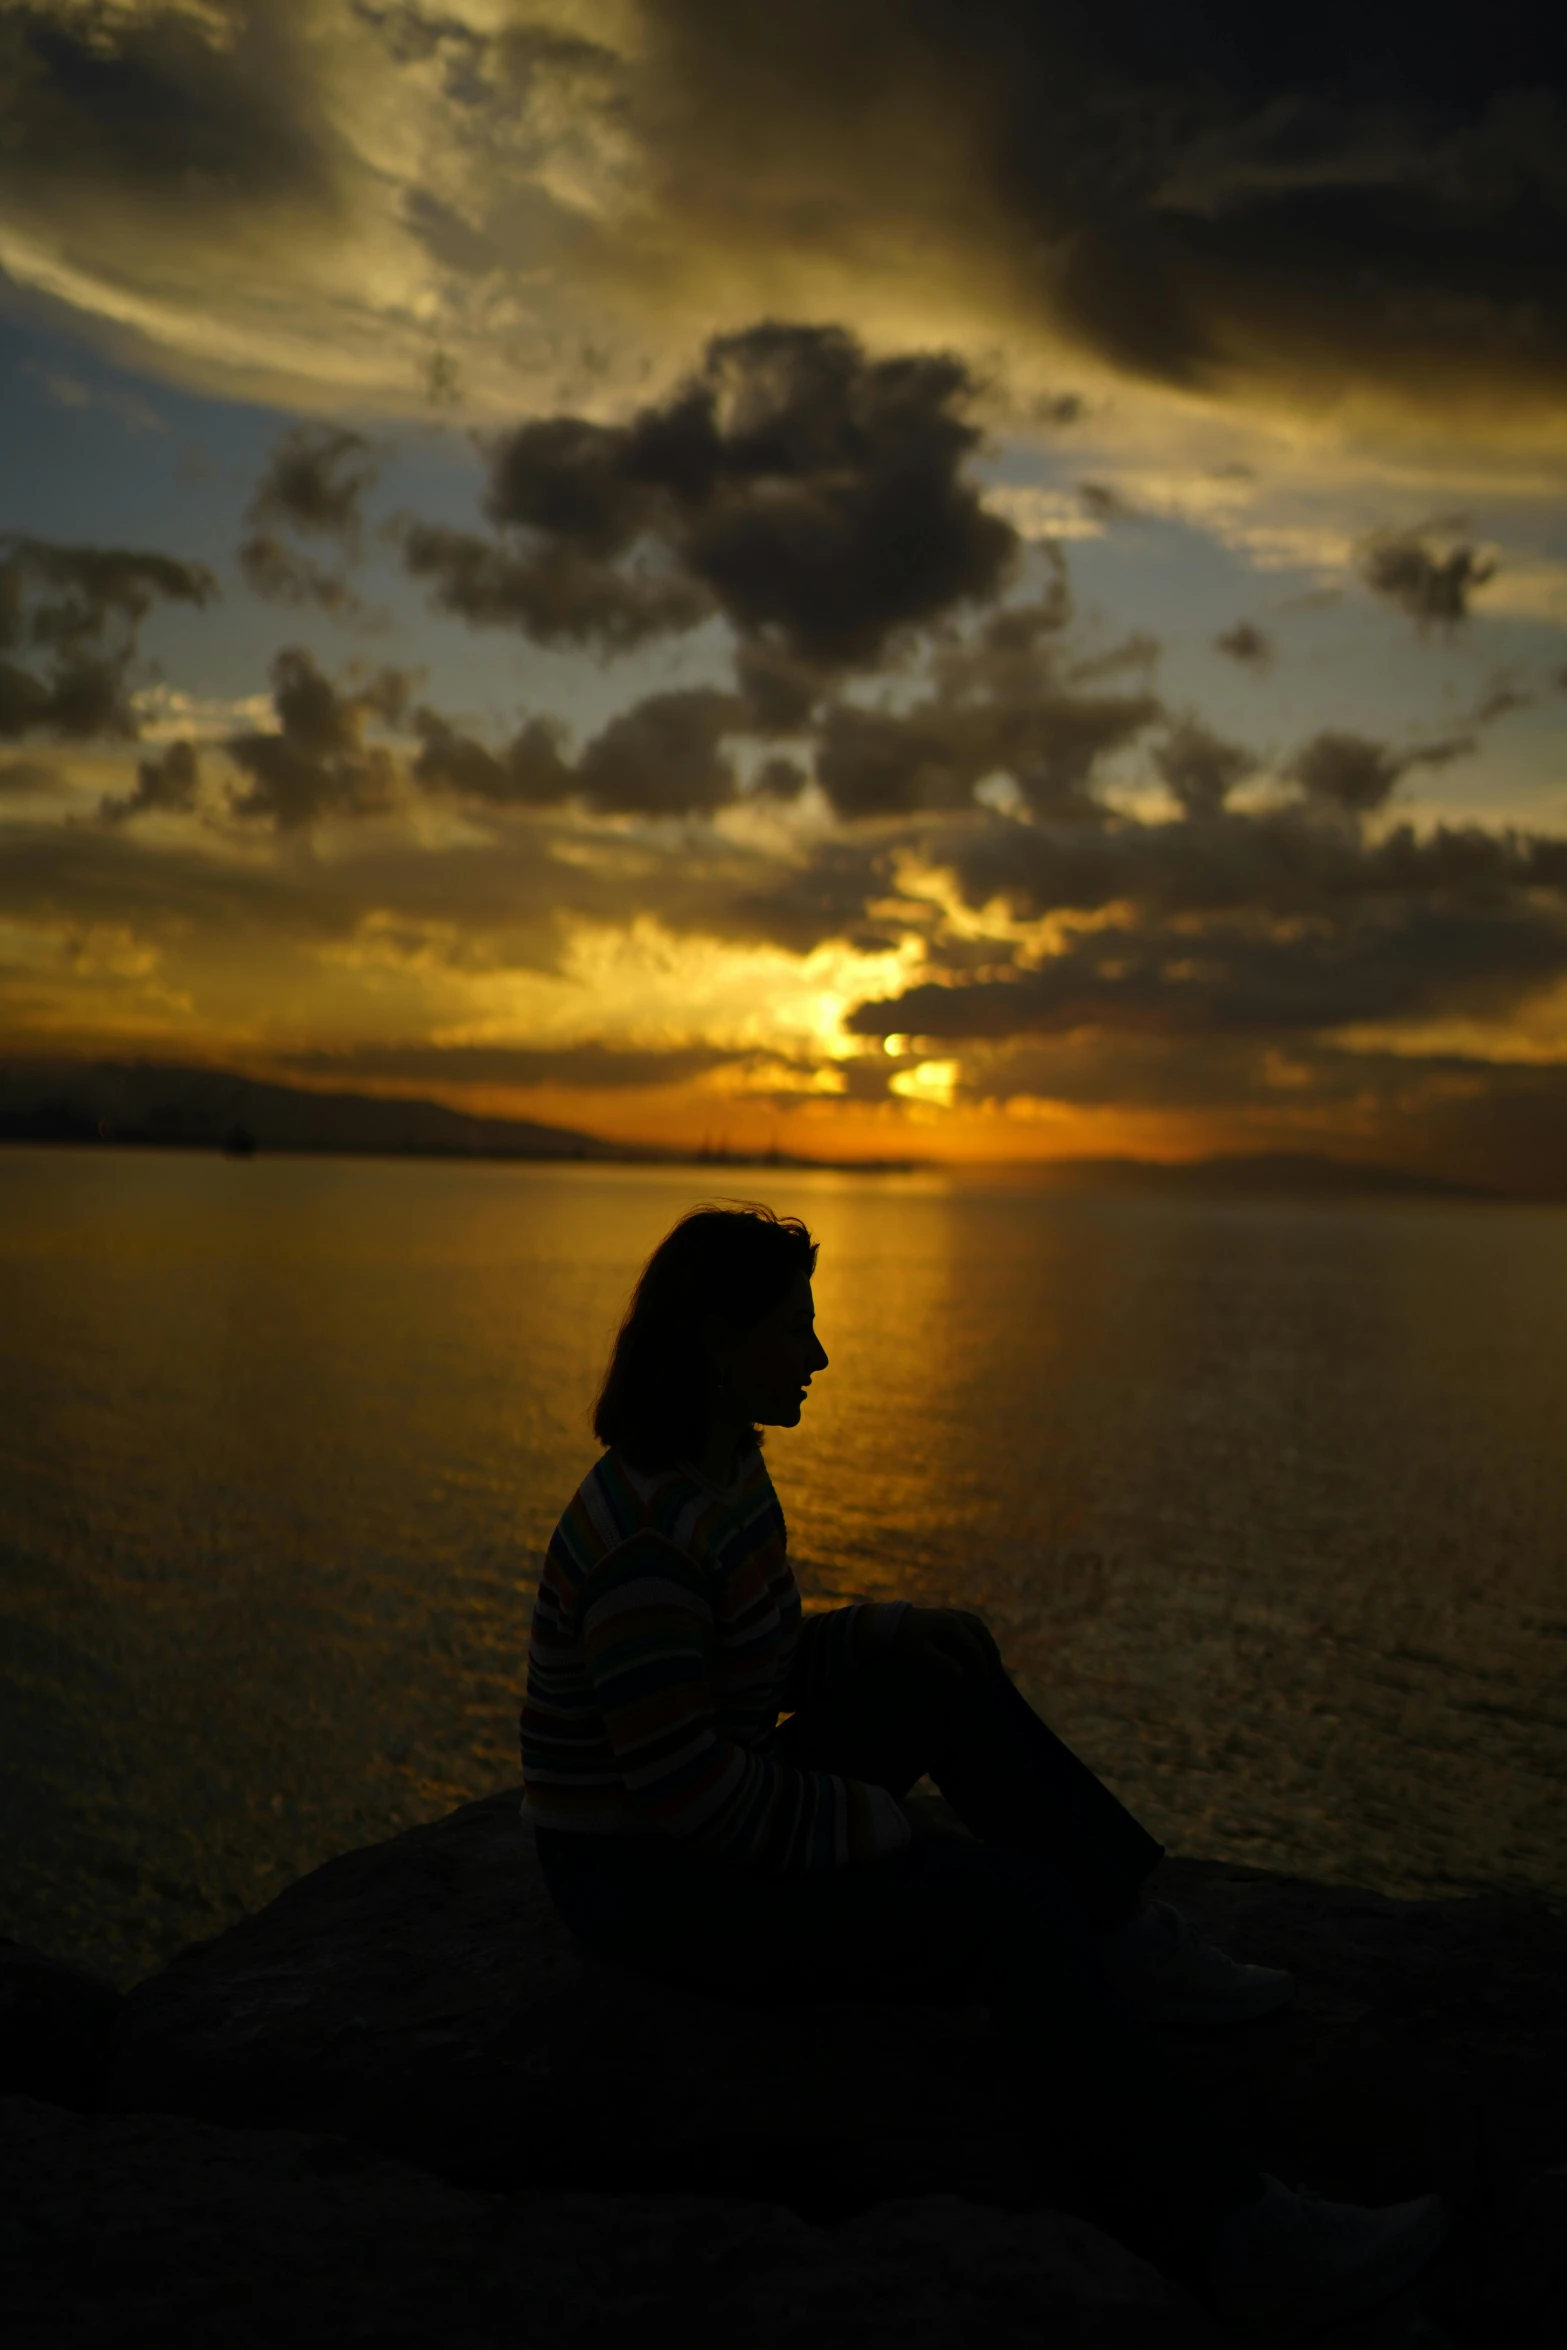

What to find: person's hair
left=593, top=1203, right=818, bottom=1470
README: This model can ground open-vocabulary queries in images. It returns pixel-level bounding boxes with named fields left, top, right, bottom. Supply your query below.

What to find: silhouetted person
left=521, top=1205, right=1445, bottom=2337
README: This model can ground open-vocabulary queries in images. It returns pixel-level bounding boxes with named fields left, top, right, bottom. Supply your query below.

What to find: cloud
left=1287, top=731, right=1406, bottom=815
left=1062, top=634, right=1161, bottom=695
left=227, top=647, right=412, bottom=829
left=732, top=637, right=829, bottom=733
left=410, top=708, right=572, bottom=809
left=99, top=737, right=201, bottom=824
left=708, top=837, right=898, bottom=954
left=982, top=486, right=1106, bottom=545
left=812, top=702, right=988, bottom=822
left=1153, top=720, right=1256, bottom=818
left=0, top=5, right=337, bottom=212
left=1078, top=480, right=1135, bottom=523
left=575, top=687, right=743, bottom=816
left=2, top=0, right=1565, bottom=444
left=9, top=702, right=1567, bottom=1193
left=1287, top=728, right=1472, bottom=814
left=1008, top=54, right=1567, bottom=418
left=846, top=899, right=1567, bottom=1047
left=899, top=1027, right=1567, bottom=1195
left=247, top=424, right=378, bottom=545
left=752, top=755, right=807, bottom=802
left=926, top=800, right=1567, bottom=943
left=812, top=687, right=1159, bottom=822
left=818, top=694, right=1160, bottom=823
left=803, top=593, right=1159, bottom=822
left=0, top=533, right=217, bottom=740
left=841, top=780, right=1567, bottom=1079
left=1357, top=527, right=1498, bottom=628
left=0, top=756, right=58, bottom=796
left=0, top=3, right=380, bottom=396
left=238, top=422, right=381, bottom=613
left=408, top=685, right=745, bottom=818
left=278, top=1041, right=735, bottom=1091
left=1215, top=621, right=1273, bottom=668
left=236, top=530, right=362, bottom=614
left=399, top=519, right=712, bottom=654
left=400, top=504, right=1153, bottom=829
left=640, top=7, right=1567, bottom=427
left=0, top=784, right=679, bottom=970
left=402, top=322, right=1017, bottom=668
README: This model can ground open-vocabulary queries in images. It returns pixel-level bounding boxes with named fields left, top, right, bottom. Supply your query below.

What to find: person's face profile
left=711, top=1273, right=829, bottom=1428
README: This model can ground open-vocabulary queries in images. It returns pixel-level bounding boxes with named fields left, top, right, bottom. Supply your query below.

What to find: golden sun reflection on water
left=2, top=1147, right=1564, bottom=1984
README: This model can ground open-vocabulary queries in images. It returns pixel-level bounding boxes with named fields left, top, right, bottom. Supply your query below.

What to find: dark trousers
left=536, top=1656, right=1261, bottom=2262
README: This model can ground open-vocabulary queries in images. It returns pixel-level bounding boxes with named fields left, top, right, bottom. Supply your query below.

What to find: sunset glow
left=3, top=4, right=1566, bottom=1188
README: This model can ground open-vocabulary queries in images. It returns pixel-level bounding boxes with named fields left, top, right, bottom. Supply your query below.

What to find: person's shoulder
left=581, top=1448, right=708, bottom=1541
left=551, top=1449, right=650, bottom=1565
left=576, top=1449, right=775, bottom=1567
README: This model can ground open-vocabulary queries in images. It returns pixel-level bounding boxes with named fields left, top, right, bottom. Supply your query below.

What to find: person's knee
left=865, top=1646, right=991, bottom=1726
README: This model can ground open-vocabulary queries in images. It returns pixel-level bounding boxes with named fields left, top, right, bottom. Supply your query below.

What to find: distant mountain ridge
left=0, top=1059, right=630, bottom=1162
left=0, top=1059, right=1504, bottom=1195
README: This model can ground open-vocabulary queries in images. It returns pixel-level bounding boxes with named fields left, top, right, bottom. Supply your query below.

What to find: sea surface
left=2, top=1145, right=1564, bottom=1985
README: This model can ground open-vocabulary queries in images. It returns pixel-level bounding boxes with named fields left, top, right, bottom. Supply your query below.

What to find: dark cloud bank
left=9, top=1, right=1563, bottom=418
left=632, top=0, right=1567, bottom=413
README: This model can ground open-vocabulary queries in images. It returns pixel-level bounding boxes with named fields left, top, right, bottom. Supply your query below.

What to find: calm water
left=2, top=1146, right=1564, bottom=1984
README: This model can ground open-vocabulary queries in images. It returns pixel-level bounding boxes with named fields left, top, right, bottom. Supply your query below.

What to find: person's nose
left=809, top=1334, right=829, bottom=1372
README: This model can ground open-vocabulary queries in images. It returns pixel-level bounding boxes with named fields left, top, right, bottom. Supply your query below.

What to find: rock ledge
left=2, top=1790, right=1563, bottom=2347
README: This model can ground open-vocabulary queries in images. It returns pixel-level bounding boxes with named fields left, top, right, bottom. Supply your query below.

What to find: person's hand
left=891, top=1605, right=1003, bottom=1684
left=900, top=1794, right=970, bottom=1844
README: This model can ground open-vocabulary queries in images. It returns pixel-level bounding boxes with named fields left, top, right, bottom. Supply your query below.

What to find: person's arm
left=780, top=1597, right=911, bottom=1713
left=578, top=1534, right=910, bottom=1872
left=785, top=1599, right=1006, bottom=1707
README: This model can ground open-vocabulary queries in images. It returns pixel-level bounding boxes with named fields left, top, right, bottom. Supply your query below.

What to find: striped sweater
left=520, top=1446, right=912, bottom=1871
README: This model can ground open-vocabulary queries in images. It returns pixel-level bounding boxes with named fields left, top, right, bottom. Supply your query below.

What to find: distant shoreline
left=0, top=1126, right=923, bottom=1178
left=0, top=1056, right=917, bottom=1178
left=0, top=1057, right=1530, bottom=1198
left=0, top=1130, right=1523, bottom=1200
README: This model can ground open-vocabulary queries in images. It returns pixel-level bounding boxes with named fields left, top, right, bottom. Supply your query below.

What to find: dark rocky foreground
left=3, top=1790, right=1564, bottom=2347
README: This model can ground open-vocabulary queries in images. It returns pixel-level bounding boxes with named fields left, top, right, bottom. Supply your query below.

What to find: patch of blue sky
left=0, top=308, right=735, bottom=740
left=1058, top=507, right=1565, bottom=823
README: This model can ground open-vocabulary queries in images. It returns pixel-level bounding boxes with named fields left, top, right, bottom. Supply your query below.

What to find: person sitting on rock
left=520, top=1203, right=1447, bottom=2342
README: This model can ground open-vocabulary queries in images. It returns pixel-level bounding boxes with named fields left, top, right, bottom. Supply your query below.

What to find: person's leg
left=535, top=1824, right=1259, bottom=2269
left=778, top=1657, right=1296, bottom=2023
left=777, top=1655, right=1162, bottom=1929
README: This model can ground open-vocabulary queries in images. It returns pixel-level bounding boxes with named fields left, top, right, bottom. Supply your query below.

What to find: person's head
left=593, top=1203, right=827, bottom=1471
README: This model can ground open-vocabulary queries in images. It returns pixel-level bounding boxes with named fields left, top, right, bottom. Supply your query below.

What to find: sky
left=3, top=1, right=1567, bottom=1186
